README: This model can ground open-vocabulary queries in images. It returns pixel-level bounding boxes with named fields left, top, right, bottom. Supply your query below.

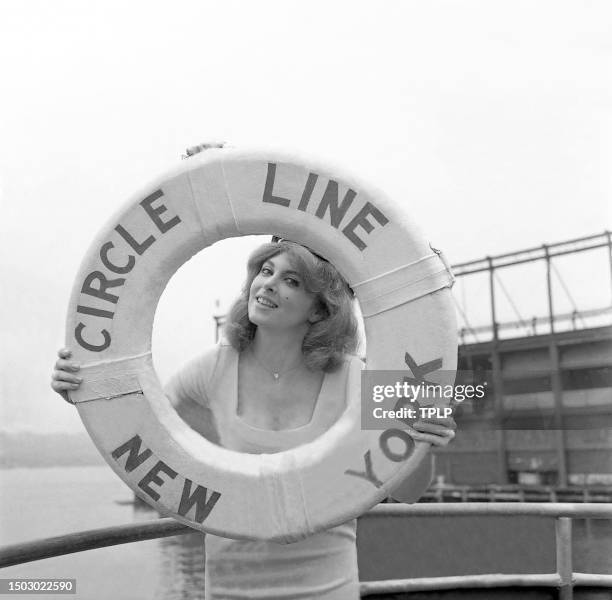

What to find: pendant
left=273, top=373, right=280, bottom=380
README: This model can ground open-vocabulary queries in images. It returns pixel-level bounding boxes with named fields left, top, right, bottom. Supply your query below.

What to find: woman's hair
left=224, top=241, right=359, bottom=372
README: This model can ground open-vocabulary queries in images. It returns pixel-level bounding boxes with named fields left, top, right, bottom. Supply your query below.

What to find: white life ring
left=66, top=146, right=457, bottom=542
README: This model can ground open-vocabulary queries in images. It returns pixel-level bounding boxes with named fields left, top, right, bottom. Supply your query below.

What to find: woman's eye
left=261, top=267, right=272, bottom=275
left=285, top=278, right=299, bottom=287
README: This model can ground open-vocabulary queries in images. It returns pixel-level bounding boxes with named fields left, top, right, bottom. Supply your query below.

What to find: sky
left=1, top=0, right=611, bottom=433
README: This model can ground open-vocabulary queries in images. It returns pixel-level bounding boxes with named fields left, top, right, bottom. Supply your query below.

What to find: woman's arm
left=389, top=454, right=435, bottom=503
left=389, top=417, right=455, bottom=503
left=164, top=347, right=221, bottom=443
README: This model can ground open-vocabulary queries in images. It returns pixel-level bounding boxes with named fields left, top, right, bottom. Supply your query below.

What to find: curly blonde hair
left=224, top=241, right=359, bottom=372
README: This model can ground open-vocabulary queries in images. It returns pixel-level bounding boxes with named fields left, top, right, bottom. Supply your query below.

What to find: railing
left=452, top=230, right=612, bottom=343
left=360, top=503, right=612, bottom=599
left=420, top=483, right=612, bottom=503
left=458, top=307, right=612, bottom=342
left=1, top=503, right=611, bottom=599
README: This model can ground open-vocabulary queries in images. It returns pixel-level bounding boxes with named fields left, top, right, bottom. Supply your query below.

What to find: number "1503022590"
left=0, top=579, right=76, bottom=594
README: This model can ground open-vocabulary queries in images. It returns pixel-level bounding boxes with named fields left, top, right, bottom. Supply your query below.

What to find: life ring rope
left=71, top=352, right=151, bottom=404
left=353, top=251, right=455, bottom=317
left=259, top=453, right=312, bottom=544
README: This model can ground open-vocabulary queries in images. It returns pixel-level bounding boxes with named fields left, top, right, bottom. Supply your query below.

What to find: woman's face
left=248, top=252, right=320, bottom=332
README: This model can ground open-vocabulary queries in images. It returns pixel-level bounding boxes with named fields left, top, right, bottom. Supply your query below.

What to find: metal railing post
left=549, top=341, right=568, bottom=487
left=487, top=256, right=508, bottom=484
left=556, top=517, right=573, bottom=600
left=544, top=244, right=555, bottom=334
left=488, top=256, right=497, bottom=341
left=607, top=230, right=612, bottom=304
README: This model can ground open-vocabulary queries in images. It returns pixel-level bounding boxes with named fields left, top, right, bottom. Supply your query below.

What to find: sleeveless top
left=165, top=341, right=362, bottom=600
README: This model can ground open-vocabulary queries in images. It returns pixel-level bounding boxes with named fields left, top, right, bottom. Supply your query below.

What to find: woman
left=52, top=239, right=456, bottom=600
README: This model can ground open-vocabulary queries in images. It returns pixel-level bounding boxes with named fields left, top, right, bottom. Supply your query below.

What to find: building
left=443, top=324, right=612, bottom=487
left=437, top=231, right=612, bottom=487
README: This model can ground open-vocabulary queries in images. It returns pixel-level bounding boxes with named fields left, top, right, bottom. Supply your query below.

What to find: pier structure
left=437, top=231, right=612, bottom=488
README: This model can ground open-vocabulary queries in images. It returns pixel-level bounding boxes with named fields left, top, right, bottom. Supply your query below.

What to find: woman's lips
left=256, top=295, right=278, bottom=308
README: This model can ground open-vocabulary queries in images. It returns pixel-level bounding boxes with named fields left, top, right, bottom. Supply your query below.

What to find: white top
left=166, top=341, right=361, bottom=600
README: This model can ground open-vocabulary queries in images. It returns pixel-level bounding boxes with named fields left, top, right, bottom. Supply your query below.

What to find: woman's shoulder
left=323, top=353, right=363, bottom=400
left=181, top=345, right=218, bottom=371
left=333, top=354, right=364, bottom=404
left=182, top=339, right=235, bottom=375
left=168, top=341, right=235, bottom=393
left=337, top=352, right=365, bottom=373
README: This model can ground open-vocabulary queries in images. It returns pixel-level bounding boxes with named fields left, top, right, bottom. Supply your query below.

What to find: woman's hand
left=409, top=416, right=456, bottom=447
left=51, top=348, right=82, bottom=403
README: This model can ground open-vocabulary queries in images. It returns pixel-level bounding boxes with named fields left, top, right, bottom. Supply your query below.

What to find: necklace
left=248, top=348, right=303, bottom=382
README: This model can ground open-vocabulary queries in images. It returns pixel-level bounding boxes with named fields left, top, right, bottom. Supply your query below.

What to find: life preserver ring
left=66, top=146, right=457, bottom=542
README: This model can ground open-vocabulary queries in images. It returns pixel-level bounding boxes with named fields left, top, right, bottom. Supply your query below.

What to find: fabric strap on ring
left=70, top=352, right=151, bottom=404
left=352, top=248, right=455, bottom=318
left=259, top=453, right=313, bottom=543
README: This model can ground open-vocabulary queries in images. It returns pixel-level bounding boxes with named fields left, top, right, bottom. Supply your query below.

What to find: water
left=0, top=467, right=610, bottom=600
left=0, top=467, right=204, bottom=600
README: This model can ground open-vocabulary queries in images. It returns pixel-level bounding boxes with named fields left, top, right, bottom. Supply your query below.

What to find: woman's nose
left=263, top=276, right=277, bottom=291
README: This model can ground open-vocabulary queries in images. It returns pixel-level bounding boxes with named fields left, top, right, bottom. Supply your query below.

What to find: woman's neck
left=250, top=326, right=307, bottom=372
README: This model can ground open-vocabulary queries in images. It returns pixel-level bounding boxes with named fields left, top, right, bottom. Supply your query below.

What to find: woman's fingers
left=412, top=419, right=456, bottom=436
left=51, top=376, right=81, bottom=391
left=52, top=370, right=82, bottom=385
left=51, top=348, right=79, bottom=404
left=51, top=380, right=80, bottom=391
left=409, top=419, right=456, bottom=447
left=416, top=416, right=457, bottom=429
left=54, top=358, right=80, bottom=372
left=409, top=429, right=455, bottom=446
